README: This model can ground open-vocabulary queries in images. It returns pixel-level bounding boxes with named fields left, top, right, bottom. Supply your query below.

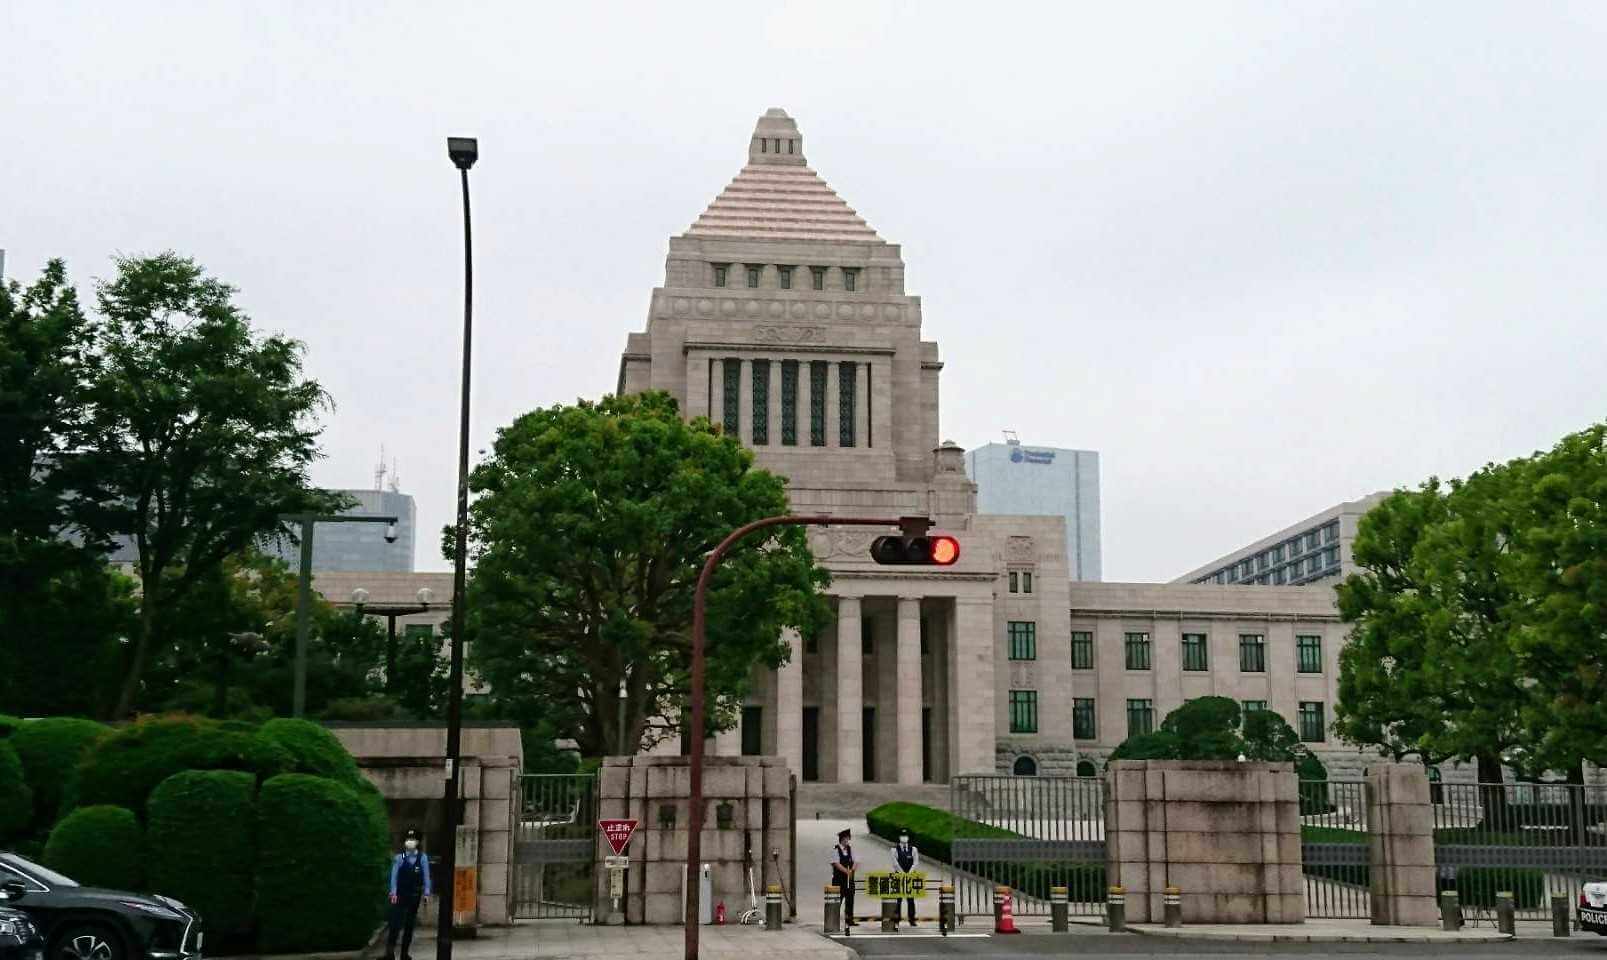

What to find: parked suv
left=0, top=855, right=201, bottom=960
left=1582, top=880, right=1607, bottom=936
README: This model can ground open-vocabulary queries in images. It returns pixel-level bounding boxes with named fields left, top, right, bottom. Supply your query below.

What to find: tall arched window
left=1012, top=756, right=1037, bottom=777
left=1076, top=760, right=1097, bottom=779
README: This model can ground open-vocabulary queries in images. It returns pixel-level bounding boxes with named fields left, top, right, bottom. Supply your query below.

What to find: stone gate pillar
left=1365, top=763, right=1439, bottom=926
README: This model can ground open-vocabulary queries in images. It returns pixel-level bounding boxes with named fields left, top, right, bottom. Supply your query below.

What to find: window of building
left=778, top=266, right=793, bottom=290
left=1012, top=755, right=1037, bottom=776
left=809, top=361, right=827, bottom=446
left=810, top=266, right=827, bottom=291
left=861, top=619, right=874, bottom=656
left=1258, top=553, right=1269, bottom=571
left=1272, top=545, right=1284, bottom=563
left=1073, top=698, right=1096, bottom=739
left=741, top=705, right=763, bottom=755
left=842, top=268, right=859, bottom=292
left=1181, top=633, right=1209, bottom=672
left=1124, top=632, right=1151, bottom=670
left=920, top=618, right=929, bottom=655
left=1126, top=699, right=1155, bottom=736
left=1324, top=546, right=1339, bottom=568
left=1298, top=701, right=1326, bottom=742
left=1076, top=759, right=1098, bottom=778
left=1296, top=634, right=1323, bottom=673
left=1324, top=522, right=1339, bottom=544
left=780, top=360, right=799, bottom=446
left=1272, top=568, right=1286, bottom=585
left=746, top=264, right=762, bottom=288
left=722, top=359, right=740, bottom=436
left=1242, top=700, right=1268, bottom=713
left=838, top=361, right=856, bottom=447
left=1009, top=691, right=1038, bottom=734
left=1008, top=571, right=1017, bottom=594
left=1215, top=571, right=1227, bottom=584
left=1307, top=556, right=1322, bottom=575
left=1007, top=621, right=1036, bottom=660
left=713, top=263, right=729, bottom=287
left=751, top=360, right=769, bottom=445
left=1070, top=631, right=1094, bottom=670
left=1023, top=572, right=1033, bottom=594
left=1007, top=570, right=1035, bottom=595
left=1239, top=634, right=1266, bottom=672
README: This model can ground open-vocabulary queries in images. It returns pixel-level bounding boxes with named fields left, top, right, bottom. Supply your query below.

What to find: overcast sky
left=5, top=1, right=1604, bottom=580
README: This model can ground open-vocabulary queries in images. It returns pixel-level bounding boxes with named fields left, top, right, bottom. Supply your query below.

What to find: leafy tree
left=76, top=254, right=346, bottom=717
left=1108, top=698, right=1315, bottom=769
left=1241, top=709, right=1305, bottom=761
left=1160, top=696, right=1243, bottom=759
left=0, top=260, right=134, bottom=716
left=460, top=391, right=831, bottom=756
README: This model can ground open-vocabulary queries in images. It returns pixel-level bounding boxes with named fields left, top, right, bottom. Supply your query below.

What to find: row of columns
left=830, top=597, right=922, bottom=784
left=711, top=357, right=875, bottom=449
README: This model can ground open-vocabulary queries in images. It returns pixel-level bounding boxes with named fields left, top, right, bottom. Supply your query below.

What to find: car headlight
left=120, top=901, right=184, bottom=920
left=0, top=918, right=24, bottom=937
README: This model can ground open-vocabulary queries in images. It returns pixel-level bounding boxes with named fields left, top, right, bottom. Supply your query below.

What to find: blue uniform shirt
left=390, top=850, right=432, bottom=898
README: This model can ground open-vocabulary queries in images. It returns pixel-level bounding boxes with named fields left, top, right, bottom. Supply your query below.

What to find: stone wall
left=1365, top=763, right=1438, bottom=926
left=596, top=755, right=793, bottom=924
left=1105, top=760, right=1303, bottom=924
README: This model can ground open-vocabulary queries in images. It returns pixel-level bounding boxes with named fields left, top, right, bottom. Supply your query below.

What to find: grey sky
left=5, top=1, right=1604, bottom=580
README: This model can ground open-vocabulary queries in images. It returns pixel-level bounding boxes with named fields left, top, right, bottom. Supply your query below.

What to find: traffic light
left=868, top=533, right=961, bottom=566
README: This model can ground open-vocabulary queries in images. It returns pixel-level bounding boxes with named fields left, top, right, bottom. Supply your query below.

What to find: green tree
left=460, top=391, right=831, bottom=756
left=77, top=254, right=347, bottom=717
left=0, top=260, right=134, bottom=716
left=1108, top=697, right=1314, bottom=767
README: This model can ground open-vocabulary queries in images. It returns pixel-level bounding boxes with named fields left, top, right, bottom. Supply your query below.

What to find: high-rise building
left=1173, top=492, right=1391, bottom=587
left=965, top=439, right=1101, bottom=580
left=267, top=487, right=417, bottom=573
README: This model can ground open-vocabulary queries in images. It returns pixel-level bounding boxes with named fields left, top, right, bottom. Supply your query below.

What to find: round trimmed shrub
left=147, top=771, right=257, bottom=937
left=255, top=774, right=388, bottom=952
left=42, top=805, right=143, bottom=890
left=255, top=719, right=360, bottom=784
left=12, top=717, right=109, bottom=824
left=0, top=716, right=23, bottom=739
left=0, top=742, right=34, bottom=839
left=74, top=715, right=293, bottom=816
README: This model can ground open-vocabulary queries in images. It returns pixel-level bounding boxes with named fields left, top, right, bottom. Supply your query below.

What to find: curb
left=1128, top=926, right=1514, bottom=944
left=211, top=925, right=387, bottom=960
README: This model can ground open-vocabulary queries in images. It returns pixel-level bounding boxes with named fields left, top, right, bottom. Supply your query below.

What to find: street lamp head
left=447, top=137, right=479, bottom=170
left=384, top=522, right=398, bottom=543
left=417, top=587, right=434, bottom=606
left=351, top=588, right=370, bottom=606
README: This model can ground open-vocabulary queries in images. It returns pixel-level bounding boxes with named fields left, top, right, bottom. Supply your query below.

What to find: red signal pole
left=685, top=514, right=916, bottom=960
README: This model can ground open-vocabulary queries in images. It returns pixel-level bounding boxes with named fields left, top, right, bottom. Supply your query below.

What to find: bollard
left=881, top=897, right=900, bottom=932
left=1491, top=894, right=1517, bottom=939
left=939, top=884, right=954, bottom=936
left=1440, top=890, right=1462, bottom=932
left=993, top=886, right=1004, bottom=929
left=1050, top=885, right=1069, bottom=932
left=765, top=883, right=783, bottom=932
left=824, top=885, right=841, bottom=935
left=1107, top=885, right=1126, bottom=932
left=1163, top=886, right=1182, bottom=929
left=1552, top=895, right=1571, bottom=937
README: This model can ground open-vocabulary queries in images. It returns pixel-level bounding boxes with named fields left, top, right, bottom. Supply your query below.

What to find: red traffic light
left=868, top=535, right=961, bottom=566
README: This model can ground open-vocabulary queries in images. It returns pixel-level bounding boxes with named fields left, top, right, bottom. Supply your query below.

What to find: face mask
left=404, top=840, right=418, bottom=852
left=900, top=836, right=909, bottom=845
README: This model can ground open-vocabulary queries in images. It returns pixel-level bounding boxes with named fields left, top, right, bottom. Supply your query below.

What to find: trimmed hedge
left=0, top=716, right=23, bottom=738
left=147, top=771, right=257, bottom=938
left=256, top=719, right=360, bottom=785
left=0, top=741, right=34, bottom=839
left=73, top=715, right=293, bottom=816
left=1445, top=866, right=1546, bottom=909
left=255, top=774, right=388, bottom=953
left=866, top=801, right=1105, bottom=903
left=43, top=805, right=143, bottom=890
left=12, top=717, right=109, bottom=824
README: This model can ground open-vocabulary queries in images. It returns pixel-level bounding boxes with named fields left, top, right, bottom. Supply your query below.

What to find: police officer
left=890, top=829, right=921, bottom=926
left=387, top=828, right=432, bottom=960
left=829, top=828, right=858, bottom=926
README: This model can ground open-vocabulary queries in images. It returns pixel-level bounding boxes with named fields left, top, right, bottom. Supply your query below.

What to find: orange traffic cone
left=995, top=886, right=1020, bottom=934
left=715, top=900, right=727, bottom=925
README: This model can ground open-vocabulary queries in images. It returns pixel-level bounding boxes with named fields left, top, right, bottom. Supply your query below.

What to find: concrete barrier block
left=1268, top=892, right=1306, bottom=924
left=1276, top=832, right=1302, bottom=865
left=1384, top=804, right=1433, bottom=838
left=1274, top=802, right=1301, bottom=835
left=1113, top=768, right=1147, bottom=800
left=1115, top=800, right=1148, bottom=829
left=1113, top=830, right=1148, bottom=862
left=1167, top=862, right=1261, bottom=896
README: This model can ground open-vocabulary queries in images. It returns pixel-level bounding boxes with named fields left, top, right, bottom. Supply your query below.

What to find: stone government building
left=615, top=109, right=1357, bottom=784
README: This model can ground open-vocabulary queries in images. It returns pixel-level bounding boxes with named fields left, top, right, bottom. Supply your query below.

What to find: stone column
left=896, top=597, right=923, bottom=784
left=947, top=595, right=995, bottom=776
left=686, top=353, right=712, bottom=421
left=870, top=358, right=892, bottom=451
left=835, top=596, right=863, bottom=783
left=1366, top=763, right=1439, bottom=926
left=777, top=628, right=804, bottom=779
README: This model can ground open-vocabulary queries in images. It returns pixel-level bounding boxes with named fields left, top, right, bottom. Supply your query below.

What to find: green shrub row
left=72, top=715, right=295, bottom=815
left=147, top=770, right=258, bottom=937
left=12, top=717, right=109, bottom=826
left=43, top=805, right=144, bottom=889
left=0, top=742, right=32, bottom=840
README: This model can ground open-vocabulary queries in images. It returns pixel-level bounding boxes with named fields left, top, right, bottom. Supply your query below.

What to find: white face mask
left=404, top=840, right=419, bottom=852
left=900, top=836, right=909, bottom=845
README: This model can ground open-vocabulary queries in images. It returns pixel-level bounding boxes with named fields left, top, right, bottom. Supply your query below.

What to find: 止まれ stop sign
left=599, top=818, right=639, bottom=855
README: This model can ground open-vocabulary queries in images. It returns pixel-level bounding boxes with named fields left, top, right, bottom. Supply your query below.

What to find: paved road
left=839, top=929, right=1607, bottom=958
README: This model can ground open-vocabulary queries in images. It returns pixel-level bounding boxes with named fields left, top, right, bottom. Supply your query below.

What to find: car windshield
left=0, top=854, right=78, bottom=888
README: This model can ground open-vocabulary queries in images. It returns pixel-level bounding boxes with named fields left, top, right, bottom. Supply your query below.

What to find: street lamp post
left=349, top=587, right=435, bottom=692
left=437, top=134, right=478, bottom=960
left=283, top=513, right=398, bottom=717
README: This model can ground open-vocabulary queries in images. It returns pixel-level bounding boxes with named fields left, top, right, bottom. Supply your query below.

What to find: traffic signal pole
left=686, top=514, right=921, bottom=960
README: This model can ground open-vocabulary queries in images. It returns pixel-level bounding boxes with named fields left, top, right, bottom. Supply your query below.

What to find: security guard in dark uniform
left=387, top=828, right=432, bottom=960
left=829, top=828, right=857, bottom=926
left=891, top=830, right=921, bottom=925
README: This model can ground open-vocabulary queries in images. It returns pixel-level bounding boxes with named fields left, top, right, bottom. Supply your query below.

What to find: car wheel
left=52, top=923, right=124, bottom=960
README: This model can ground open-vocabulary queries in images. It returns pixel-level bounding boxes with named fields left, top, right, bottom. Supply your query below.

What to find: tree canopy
left=460, top=391, right=832, bottom=756
left=1107, top=697, right=1313, bottom=766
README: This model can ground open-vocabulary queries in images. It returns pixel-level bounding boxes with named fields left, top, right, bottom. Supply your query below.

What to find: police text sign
left=864, top=871, right=927, bottom=899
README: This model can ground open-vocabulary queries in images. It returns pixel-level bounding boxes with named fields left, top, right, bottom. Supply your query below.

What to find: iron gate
left=513, top=773, right=597, bottom=920
left=1300, top=779, right=1371, bottom=919
left=1433, top=781, right=1607, bottom=921
left=948, top=775, right=1107, bottom=918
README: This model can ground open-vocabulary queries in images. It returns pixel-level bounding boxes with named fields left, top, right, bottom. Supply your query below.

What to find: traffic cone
left=995, top=887, right=1020, bottom=934
left=715, top=900, right=726, bottom=925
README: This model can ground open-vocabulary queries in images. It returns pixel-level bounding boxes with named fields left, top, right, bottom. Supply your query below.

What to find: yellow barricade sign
left=864, top=871, right=927, bottom=899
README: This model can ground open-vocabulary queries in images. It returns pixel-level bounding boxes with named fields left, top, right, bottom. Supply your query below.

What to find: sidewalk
left=404, top=921, right=853, bottom=960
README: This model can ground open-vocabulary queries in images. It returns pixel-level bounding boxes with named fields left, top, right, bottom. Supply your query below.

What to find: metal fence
left=512, top=773, right=597, bottom=920
left=947, top=775, right=1107, bottom=918
left=1433, top=781, right=1607, bottom=921
left=1300, top=779, right=1370, bottom=919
